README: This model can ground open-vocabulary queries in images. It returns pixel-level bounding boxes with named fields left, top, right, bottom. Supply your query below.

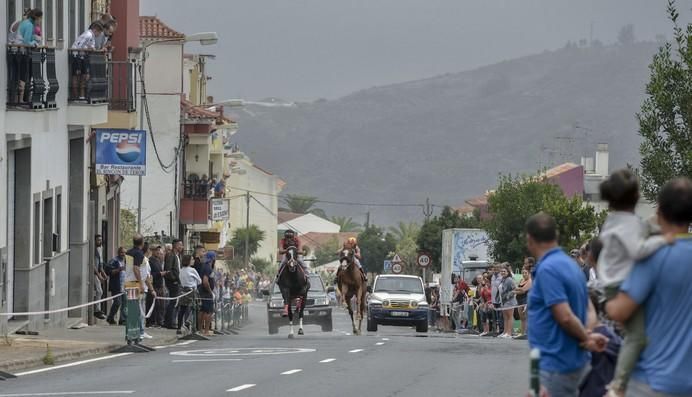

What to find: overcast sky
left=142, top=0, right=690, bottom=101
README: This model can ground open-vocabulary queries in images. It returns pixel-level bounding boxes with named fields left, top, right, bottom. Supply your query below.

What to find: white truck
left=439, top=228, right=491, bottom=312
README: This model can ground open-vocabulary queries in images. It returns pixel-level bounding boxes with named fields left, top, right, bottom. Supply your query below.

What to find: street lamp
left=136, top=32, right=219, bottom=234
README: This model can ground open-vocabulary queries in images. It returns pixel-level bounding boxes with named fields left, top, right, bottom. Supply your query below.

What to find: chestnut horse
left=337, top=249, right=367, bottom=335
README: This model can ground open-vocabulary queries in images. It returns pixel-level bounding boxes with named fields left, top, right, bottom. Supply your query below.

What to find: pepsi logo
left=115, top=141, right=141, bottom=163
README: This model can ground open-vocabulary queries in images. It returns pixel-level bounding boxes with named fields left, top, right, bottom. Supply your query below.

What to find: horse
left=276, top=246, right=310, bottom=338
left=336, top=249, right=367, bottom=335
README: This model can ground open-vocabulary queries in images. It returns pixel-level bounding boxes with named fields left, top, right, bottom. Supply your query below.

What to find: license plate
left=390, top=311, right=409, bottom=317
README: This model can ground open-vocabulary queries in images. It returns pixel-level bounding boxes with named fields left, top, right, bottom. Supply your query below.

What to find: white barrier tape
left=153, top=289, right=194, bottom=301
left=0, top=293, right=125, bottom=317
left=145, top=299, right=156, bottom=319
left=493, top=304, right=527, bottom=312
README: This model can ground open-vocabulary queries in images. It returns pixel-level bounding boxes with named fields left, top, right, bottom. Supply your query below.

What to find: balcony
left=108, top=60, right=136, bottom=112
left=180, top=178, right=211, bottom=225
left=66, top=49, right=108, bottom=125
left=6, top=45, right=59, bottom=110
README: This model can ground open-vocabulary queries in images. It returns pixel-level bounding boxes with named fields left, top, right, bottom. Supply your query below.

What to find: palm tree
left=388, top=221, right=421, bottom=243
left=229, top=225, right=266, bottom=259
left=330, top=216, right=363, bottom=232
left=280, top=194, right=327, bottom=218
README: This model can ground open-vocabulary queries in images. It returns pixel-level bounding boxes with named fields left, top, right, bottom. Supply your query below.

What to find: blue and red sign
left=95, top=129, right=147, bottom=176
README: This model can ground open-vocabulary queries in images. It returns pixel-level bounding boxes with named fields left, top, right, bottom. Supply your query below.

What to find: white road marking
left=382, top=338, right=390, bottom=341
left=348, top=349, right=364, bottom=353
left=0, top=392, right=134, bottom=397
left=171, top=347, right=315, bottom=357
left=172, top=359, right=243, bottom=363
left=155, top=340, right=197, bottom=349
left=319, top=358, right=336, bottom=363
left=281, top=369, right=303, bottom=375
left=375, top=342, right=385, bottom=346
left=14, top=353, right=133, bottom=376
left=226, top=384, right=256, bottom=392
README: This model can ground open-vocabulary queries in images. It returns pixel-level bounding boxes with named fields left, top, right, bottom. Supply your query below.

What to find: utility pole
left=423, top=198, right=433, bottom=222
left=365, top=211, right=370, bottom=229
left=244, top=191, right=250, bottom=268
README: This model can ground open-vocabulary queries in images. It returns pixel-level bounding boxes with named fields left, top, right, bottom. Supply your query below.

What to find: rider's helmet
left=284, top=229, right=295, bottom=238
left=347, top=237, right=357, bottom=246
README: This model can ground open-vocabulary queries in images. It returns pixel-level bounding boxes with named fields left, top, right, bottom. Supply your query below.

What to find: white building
left=1, top=0, right=113, bottom=332
left=226, top=152, right=285, bottom=263
left=581, top=143, right=656, bottom=219
left=119, top=16, right=184, bottom=238
left=278, top=212, right=341, bottom=235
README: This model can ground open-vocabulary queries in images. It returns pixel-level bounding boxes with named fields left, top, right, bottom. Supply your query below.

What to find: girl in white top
left=180, top=255, right=201, bottom=288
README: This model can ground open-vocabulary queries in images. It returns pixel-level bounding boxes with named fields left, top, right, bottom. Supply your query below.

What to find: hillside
left=231, top=43, right=659, bottom=225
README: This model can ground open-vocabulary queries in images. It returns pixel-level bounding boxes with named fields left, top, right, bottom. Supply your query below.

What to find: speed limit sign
left=417, top=253, right=431, bottom=268
left=391, top=263, right=403, bottom=274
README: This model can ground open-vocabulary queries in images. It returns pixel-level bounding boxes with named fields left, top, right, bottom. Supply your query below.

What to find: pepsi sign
left=95, top=129, right=147, bottom=176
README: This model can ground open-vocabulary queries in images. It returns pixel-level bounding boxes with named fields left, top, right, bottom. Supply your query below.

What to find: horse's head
left=340, top=249, right=353, bottom=271
left=286, top=246, right=298, bottom=271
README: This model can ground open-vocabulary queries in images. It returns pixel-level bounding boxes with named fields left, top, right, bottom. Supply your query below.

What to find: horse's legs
left=298, top=295, right=305, bottom=335
left=288, top=301, right=295, bottom=339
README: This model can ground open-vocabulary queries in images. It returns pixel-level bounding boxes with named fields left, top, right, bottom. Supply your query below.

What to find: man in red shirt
left=277, top=230, right=308, bottom=277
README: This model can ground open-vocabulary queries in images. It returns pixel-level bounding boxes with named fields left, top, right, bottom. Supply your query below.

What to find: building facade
left=2, top=0, right=116, bottom=332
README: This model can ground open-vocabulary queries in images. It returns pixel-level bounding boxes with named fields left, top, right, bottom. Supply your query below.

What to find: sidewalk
left=0, top=322, right=180, bottom=374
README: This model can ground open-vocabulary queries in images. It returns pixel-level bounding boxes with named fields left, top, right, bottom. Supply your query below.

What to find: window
left=56, top=0, right=63, bottom=42
left=46, top=0, right=54, bottom=41
left=68, top=0, right=75, bottom=46
left=43, top=196, right=53, bottom=258
left=55, top=190, right=62, bottom=252
left=78, top=0, right=84, bottom=36
left=33, top=200, right=41, bottom=265
left=7, top=1, right=17, bottom=39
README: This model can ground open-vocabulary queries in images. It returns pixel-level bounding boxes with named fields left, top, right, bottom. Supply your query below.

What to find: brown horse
left=336, top=249, right=367, bottom=335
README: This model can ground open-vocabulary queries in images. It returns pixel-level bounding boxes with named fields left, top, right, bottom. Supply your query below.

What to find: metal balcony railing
left=67, top=49, right=108, bottom=104
left=6, top=45, right=59, bottom=109
left=108, top=60, right=136, bottom=112
left=183, top=178, right=212, bottom=200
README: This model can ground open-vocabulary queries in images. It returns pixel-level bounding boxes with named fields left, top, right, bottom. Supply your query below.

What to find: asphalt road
left=0, top=303, right=529, bottom=397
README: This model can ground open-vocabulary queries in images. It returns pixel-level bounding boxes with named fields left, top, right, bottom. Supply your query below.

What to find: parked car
left=367, top=274, right=429, bottom=333
left=264, top=273, right=333, bottom=334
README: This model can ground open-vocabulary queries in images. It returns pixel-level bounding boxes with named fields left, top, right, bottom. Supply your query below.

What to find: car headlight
left=382, top=300, right=390, bottom=307
left=316, top=298, right=329, bottom=306
left=410, top=300, right=418, bottom=308
left=270, top=300, right=283, bottom=308
left=417, top=300, right=429, bottom=307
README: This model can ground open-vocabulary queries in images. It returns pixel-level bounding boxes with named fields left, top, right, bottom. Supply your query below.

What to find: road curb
left=0, top=335, right=180, bottom=374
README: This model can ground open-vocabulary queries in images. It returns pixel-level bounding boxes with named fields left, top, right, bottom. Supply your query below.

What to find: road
left=0, top=303, right=529, bottom=397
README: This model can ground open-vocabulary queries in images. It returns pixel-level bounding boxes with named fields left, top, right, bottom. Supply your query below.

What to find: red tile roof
left=299, top=232, right=359, bottom=251
left=544, top=162, right=581, bottom=179
left=278, top=212, right=304, bottom=224
left=139, top=16, right=184, bottom=40
left=181, top=99, right=232, bottom=124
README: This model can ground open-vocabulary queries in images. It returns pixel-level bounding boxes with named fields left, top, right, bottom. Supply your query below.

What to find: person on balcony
left=71, top=21, right=105, bottom=100
left=94, top=14, right=117, bottom=51
left=13, top=8, right=42, bottom=104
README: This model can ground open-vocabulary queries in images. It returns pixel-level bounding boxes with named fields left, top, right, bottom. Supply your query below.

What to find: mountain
left=230, top=42, right=659, bottom=225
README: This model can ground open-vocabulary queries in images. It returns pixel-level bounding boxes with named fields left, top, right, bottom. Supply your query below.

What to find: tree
left=485, top=174, right=604, bottom=265
left=119, top=208, right=136, bottom=247
left=250, top=257, right=274, bottom=275
left=330, top=216, right=363, bottom=232
left=388, top=222, right=420, bottom=243
left=280, top=194, right=327, bottom=218
left=416, top=206, right=481, bottom=273
left=314, top=236, right=341, bottom=266
left=618, top=24, right=635, bottom=46
left=357, top=225, right=396, bottom=273
left=228, top=225, right=266, bottom=261
left=638, top=1, right=692, bottom=201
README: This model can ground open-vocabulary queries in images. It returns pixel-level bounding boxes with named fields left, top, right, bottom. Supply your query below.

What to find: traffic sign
left=383, top=260, right=392, bottom=273
left=391, top=263, right=403, bottom=274
left=417, top=253, right=431, bottom=268
left=392, top=254, right=402, bottom=264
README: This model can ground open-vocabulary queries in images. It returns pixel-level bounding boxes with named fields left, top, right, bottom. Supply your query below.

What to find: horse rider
left=338, top=237, right=367, bottom=282
left=276, top=230, right=309, bottom=280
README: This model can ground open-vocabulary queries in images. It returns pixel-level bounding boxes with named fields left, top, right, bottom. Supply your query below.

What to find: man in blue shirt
left=526, top=212, right=607, bottom=396
left=607, top=177, right=692, bottom=396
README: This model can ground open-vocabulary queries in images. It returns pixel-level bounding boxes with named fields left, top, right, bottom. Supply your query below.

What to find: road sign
left=392, top=254, right=402, bottom=264
left=391, top=263, right=403, bottom=274
left=383, top=260, right=392, bottom=273
left=417, top=253, right=431, bottom=268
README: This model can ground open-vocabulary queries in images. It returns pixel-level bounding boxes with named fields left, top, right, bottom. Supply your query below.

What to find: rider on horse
left=337, top=237, right=367, bottom=282
left=276, top=230, right=309, bottom=279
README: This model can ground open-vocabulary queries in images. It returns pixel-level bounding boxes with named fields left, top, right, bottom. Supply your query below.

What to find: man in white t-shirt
left=70, top=21, right=104, bottom=100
